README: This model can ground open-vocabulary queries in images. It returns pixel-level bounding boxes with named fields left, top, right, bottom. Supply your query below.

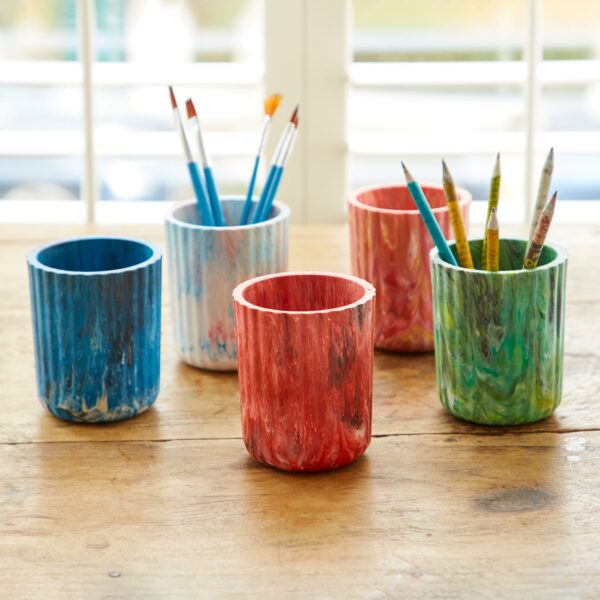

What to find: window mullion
left=77, top=0, right=97, bottom=223
left=524, top=0, right=542, bottom=226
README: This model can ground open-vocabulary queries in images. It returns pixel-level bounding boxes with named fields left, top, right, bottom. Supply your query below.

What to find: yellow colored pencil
left=442, top=159, right=473, bottom=269
left=482, top=153, right=501, bottom=270
left=486, top=208, right=499, bottom=272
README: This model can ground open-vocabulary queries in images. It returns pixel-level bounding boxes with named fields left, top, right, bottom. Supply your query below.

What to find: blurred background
left=0, top=0, right=599, bottom=223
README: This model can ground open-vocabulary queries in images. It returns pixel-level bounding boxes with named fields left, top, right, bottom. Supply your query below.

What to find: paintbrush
left=251, top=105, right=298, bottom=224
left=186, top=98, right=225, bottom=227
left=240, top=93, right=283, bottom=225
left=169, top=86, right=214, bottom=226
left=256, top=107, right=298, bottom=223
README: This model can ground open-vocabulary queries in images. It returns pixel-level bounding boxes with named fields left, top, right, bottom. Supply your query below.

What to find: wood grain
left=1, top=434, right=599, bottom=598
left=1, top=223, right=599, bottom=597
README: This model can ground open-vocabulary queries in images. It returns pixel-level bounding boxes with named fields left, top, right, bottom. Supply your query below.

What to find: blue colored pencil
left=186, top=98, right=225, bottom=226
left=240, top=94, right=283, bottom=225
left=169, top=86, right=214, bottom=226
left=402, top=161, right=458, bottom=266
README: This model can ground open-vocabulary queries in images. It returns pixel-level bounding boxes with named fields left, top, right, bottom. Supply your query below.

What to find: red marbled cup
left=348, top=183, right=471, bottom=352
left=233, top=272, right=375, bottom=472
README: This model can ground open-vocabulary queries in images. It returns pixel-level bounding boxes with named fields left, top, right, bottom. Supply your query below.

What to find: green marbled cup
left=430, top=238, right=568, bottom=426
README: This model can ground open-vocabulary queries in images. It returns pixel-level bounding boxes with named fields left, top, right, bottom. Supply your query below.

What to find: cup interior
left=242, top=273, right=370, bottom=312
left=447, top=238, right=559, bottom=271
left=354, top=185, right=451, bottom=211
left=36, top=238, right=154, bottom=273
left=172, top=198, right=283, bottom=227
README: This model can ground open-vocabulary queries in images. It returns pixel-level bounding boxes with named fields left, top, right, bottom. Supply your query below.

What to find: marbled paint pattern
left=233, top=272, right=375, bottom=472
left=348, top=184, right=471, bottom=352
left=27, top=237, right=162, bottom=423
left=166, top=197, right=289, bottom=371
left=431, top=238, right=568, bottom=425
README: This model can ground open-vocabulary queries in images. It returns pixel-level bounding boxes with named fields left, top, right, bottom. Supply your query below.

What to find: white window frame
left=0, top=0, right=598, bottom=224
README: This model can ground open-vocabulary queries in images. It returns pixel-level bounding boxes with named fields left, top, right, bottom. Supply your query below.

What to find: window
left=0, top=0, right=265, bottom=223
left=1, top=0, right=598, bottom=224
left=350, top=0, right=600, bottom=223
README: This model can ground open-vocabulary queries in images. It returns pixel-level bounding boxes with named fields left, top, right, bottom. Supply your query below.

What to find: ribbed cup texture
left=348, top=184, right=471, bottom=352
left=166, top=198, right=289, bottom=371
left=233, top=272, right=375, bottom=472
left=27, top=237, right=162, bottom=423
left=431, top=239, right=568, bottom=425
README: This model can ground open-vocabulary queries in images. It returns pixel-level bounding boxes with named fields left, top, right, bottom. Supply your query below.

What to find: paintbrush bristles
left=264, top=94, right=282, bottom=118
left=185, top=99, right=197, bottom=120
left=290, top=105, right=299, bottom=126
left=169, top=85, right=177, bottom=109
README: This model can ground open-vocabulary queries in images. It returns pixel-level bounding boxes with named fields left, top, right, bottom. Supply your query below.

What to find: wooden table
left=1, top=223, right=599, bottom=598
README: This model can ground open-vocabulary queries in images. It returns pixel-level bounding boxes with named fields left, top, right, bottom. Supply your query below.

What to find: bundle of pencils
left=169, top=86, right=298, bottom=227
left=402, top=149, right=558, bottom=272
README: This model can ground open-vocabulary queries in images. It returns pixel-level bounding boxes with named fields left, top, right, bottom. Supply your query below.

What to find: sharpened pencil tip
left=401, top=161, right=413, bottom=183
left=493, top=152, right=501, bottom=177
left=487, top=207, right=499, bottom=230
left=441, top=159, right=451, bottom=181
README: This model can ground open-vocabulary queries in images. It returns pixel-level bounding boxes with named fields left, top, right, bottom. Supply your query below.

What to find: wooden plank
left=1, top=433, right=599, bottom=598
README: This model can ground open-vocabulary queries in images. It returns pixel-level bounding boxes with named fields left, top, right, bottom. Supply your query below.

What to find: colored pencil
left=186, top=98, right=225, bottom=227
left=486, top=208, right=499, bottom=272
left=251, top=106, right=298, bottom=224
left=482, top=153, right=501, bottom=270
left=256, top=110, right=298, bottom=223
left=169, top=86, right=214, bottom=226
left=523, top=191, right=557, bottom=269
left=442, top=159, right=474, bottom=269
left=401, top=161, right=458, bottom=266
left=526, top=147, right=554, bottom=256
left=240, top=94, right=283, bottom=225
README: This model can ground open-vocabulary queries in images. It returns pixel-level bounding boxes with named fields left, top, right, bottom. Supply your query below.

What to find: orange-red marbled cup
left=348, top=183, right=471, bottom=352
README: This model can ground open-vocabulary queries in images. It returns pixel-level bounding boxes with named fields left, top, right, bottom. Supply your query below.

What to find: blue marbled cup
left=27, top=237, right=162, bottom=423
left=166, top=197, right=289, bottom=370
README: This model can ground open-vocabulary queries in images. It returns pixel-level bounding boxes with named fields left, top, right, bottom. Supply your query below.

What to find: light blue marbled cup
left=27, top=237, right=162, bottom=423
left=165, top=197, right=289, bottom=371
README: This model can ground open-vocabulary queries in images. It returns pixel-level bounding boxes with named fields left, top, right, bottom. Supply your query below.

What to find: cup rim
left=233, top=271, right=376, bottom=315
left=27, top=236, right=162, bottom=276
left=165, top=196, right=290, bottom=231
left=430, top=237, right=569, bottom=274
left=348, top=182, right=472, bottom=216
